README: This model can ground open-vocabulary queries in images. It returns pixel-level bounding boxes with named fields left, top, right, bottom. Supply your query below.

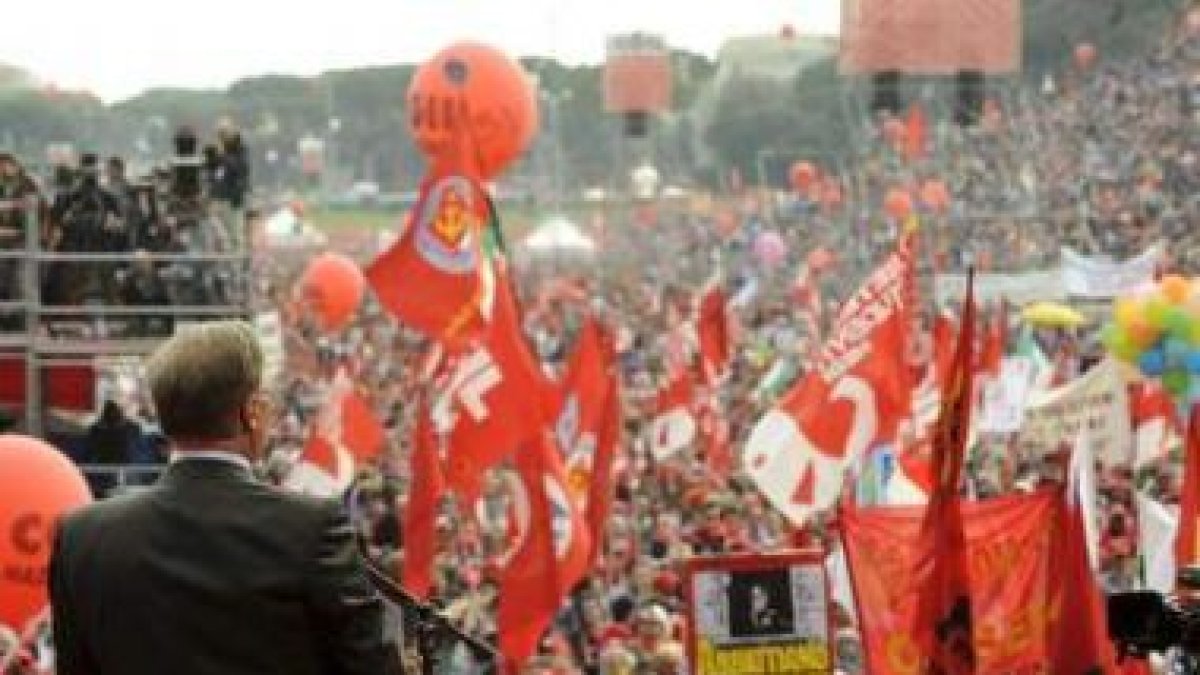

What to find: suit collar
left=162, top=454, right=256, bottom=483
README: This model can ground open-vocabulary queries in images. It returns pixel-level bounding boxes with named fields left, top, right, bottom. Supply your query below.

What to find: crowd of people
left=0, top=124, right=251, bottom=335
left=3, top=7, right=1196, bottom=674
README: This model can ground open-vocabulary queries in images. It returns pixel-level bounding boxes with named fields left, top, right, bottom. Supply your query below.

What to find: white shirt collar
left=169, top=450, right=253, bottom=473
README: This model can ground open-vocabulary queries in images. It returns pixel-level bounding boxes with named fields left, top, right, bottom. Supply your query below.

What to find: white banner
left=1015, top=359, right=1132, bottom=464
left=1060, top=243, right=1163, bottom=299
left=978, top=357, right=1036, bottom=433
left=934, top=270, right=1065, bottom=307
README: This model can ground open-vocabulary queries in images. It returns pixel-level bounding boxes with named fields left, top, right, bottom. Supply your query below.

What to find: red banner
left=840, top=491, right=1061, bottom=674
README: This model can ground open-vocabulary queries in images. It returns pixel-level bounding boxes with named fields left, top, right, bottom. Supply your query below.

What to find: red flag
left=554, top=318, right=615, bottom=506
left=498, top=433, right=591, bottom=669
left=745, top=234, right=916, bottom=524
left=367, top=172, right=492, bottom=347
left=586, top=370, right=623, bottom=566
left=932, top=310, right=958, bottom=386
left=300, top=368, right=386, bottom=487
left=1176, top=408, right=1200, bottom=568
left=432, top=270, right=547, bottom=497
left=696, top=286, right=732, bottom=384
left=904, top=103, right=927, bottom=161
left=648, top=368, right=697, bottom=461
left=1052, top=434, right=1118, bottom=672
left=402, top=405, right=444, bottom=600
left=914, top=270, right=976, bottom=673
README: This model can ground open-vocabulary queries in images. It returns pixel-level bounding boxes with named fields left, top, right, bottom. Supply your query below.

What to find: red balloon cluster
left=884, top=189, right=914, bottom=221
left=0, top=435, right=92, bottom=631
left=300, top=253, right=366, bottom=332
left=408, top=42, right=539, bottom=179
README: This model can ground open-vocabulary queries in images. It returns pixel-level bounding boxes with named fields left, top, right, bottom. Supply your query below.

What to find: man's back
left=50, top=459, right=387, bottom=675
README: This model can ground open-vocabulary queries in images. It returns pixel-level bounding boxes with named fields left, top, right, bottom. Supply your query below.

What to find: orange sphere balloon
left=884, top=189, right=914, bottom=221
left=300, top=253, right=366, bottom=332
left=1160, top=275, right=1192, bottom=304
left=0, top=434, right=91, bottom=631
left=408, top=41, right=539, bottom=179
left=789, top=161, right=818, bottom=193
left=1074, top=42, right=1097, bottom=69
left=920, top=180, right=951, bottom=212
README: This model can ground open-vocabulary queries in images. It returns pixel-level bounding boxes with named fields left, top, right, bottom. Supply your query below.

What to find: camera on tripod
left=1108, top=566, right=1200, bottom=661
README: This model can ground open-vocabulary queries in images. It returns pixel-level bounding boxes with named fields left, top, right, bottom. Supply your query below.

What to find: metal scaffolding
left=0, top=202, right=252, bottom=436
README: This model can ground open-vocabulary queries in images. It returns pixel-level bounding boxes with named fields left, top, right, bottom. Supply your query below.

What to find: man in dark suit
left=49, top=320, right=388, bottom=675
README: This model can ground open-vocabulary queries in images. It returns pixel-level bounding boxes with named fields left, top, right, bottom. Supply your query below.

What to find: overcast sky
left=0, top=0, right=840, bottom=102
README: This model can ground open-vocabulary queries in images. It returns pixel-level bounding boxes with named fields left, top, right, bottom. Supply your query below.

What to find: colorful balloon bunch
left=1103, top=275, right=1200, bottom=405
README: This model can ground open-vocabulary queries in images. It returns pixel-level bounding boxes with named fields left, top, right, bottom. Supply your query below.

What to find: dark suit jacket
left=49, top=458, right=388, bottom=675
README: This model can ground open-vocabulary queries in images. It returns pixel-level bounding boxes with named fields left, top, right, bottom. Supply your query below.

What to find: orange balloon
left=1074, top=42, right=1097, bottom=69
left=884, top=189, right=913, bottom=221
left=1127, top=318, right=1160, bottom=349
left=789, top=161, right=818, bottom=193
left=919, top=180, right=950, bottom=212
left=408, top=41, right=539, bottom=179
left=300, top=253, right=365, bottom=332
left=0, top=434, right=92, bottom=630
left=1160, top=275, right=1192, bottom=304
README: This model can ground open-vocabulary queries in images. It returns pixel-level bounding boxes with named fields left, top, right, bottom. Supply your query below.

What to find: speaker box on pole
left=871, top=71, right=902, bottom=116
left=955, top=70, right=985, bottom=127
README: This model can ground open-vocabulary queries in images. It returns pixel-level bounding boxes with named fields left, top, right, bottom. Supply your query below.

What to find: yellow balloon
left=1113, top=297, right=1141, bottom=328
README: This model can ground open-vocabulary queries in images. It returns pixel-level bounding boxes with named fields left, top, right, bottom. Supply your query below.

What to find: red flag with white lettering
left=745, top=234, right=916, bottom=524
left=553, top=318, right=615, bottom=505
left=431, top=267, right=547, bottom=498
left=498, top=433, right=591, bottom=669
left=1176, top=408, right=1200, bottom=568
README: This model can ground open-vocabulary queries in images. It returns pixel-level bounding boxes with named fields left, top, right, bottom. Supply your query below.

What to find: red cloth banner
left=840, top=491, right=1062, bottom=674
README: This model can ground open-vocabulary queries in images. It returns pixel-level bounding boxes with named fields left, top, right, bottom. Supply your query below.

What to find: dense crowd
left=4, top=9, right=1195, bottom=674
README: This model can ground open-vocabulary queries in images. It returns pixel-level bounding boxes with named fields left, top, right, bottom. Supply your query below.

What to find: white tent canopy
left=521, top=215, right=596, bottom=254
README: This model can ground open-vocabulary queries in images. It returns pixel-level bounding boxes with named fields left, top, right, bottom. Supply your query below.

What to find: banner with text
left=978, top=357, right=1036, bottom=434
left=840, top=491, right=1059, bottom=674
left=1060, top=243, right=1163, bottom=299
left=934, top=270, right=1064, bottom=308
left=1015, top=359, right=1132, bottom=464
left=686, top=552, right=832, bottom=674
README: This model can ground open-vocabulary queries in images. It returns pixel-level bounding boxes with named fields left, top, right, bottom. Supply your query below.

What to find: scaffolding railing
left=0, top=202, right=253, bottom=436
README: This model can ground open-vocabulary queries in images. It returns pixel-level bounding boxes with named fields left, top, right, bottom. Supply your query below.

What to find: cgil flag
left=298, top=367, right=387, bottom=494
left=745, top=234, right=916, bottom=525
left=497, top=433, right=592, bottom=670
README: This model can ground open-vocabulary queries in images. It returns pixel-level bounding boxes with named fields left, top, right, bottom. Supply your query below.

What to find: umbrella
left=521, top=215, right=596, bottom=254
left=1022, top=302, right=1086, bottom=328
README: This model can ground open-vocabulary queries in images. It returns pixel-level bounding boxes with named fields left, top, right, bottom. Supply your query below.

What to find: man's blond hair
left=146, top=320, right=263, bottom=441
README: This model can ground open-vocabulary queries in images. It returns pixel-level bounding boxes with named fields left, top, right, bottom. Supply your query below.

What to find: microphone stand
left=346, top=482, right=496, bottom=674
left=358, top=554, right=498, bottom=675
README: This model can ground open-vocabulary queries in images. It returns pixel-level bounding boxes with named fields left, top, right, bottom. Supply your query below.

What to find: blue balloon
left=1166, top=338, right=1192, bottom=369
left=1187, top=350, right=1200, bottom=375
left=1140, top=349, right=1167, bottom=376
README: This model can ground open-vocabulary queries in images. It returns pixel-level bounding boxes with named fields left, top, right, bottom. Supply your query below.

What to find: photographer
left=45, top=154, right=124, bottom=305
left=0, top=152, right=40, bottom=318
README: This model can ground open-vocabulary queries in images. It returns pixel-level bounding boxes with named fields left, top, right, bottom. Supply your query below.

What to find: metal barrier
left=78, top=464, right=167, bottom=496
left=0, top=201, right=254, bottom=435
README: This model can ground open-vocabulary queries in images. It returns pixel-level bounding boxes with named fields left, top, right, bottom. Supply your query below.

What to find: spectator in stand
left=0, top=152, right=40, bottom=327
left=209, top=121, right=250, bottom=251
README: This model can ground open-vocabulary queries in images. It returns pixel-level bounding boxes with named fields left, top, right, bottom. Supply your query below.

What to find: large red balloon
left=0, top=435, right=91, bottom=631
left=408, top=42, right=539, bottom=179
left=884, top=189, right=914, bottom=221
left=789, top=161, right=818, bottom=193
left=300, top=253, right=365, bottom=332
